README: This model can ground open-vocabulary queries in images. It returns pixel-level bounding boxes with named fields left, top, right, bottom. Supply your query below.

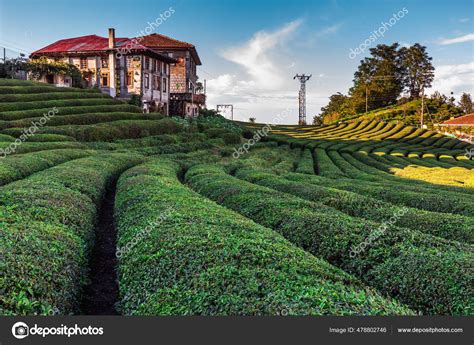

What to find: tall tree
left=398, top=44, right=434, bottom=99
left=319, top=92, right=351, bottom=124
left=351, top=43, right=403, bottom=111
left=458, top=93, right=473, bottom=114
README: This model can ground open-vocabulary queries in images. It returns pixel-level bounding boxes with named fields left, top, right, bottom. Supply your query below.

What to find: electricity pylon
left=294, top=74, right=311, bottom=125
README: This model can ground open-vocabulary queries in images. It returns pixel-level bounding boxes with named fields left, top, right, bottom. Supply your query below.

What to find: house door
left=46, top=74, right=54, bottom=84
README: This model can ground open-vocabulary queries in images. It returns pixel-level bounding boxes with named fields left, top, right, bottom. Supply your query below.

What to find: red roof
left=442, top=113, right=474, bottom=126
left=30, top=32, right=200, bottom=64
left=31, top=35, right=129, bottom=55
left=132, top=34, right=202, bottom=65
left=135, top=33, right=195, bottom=49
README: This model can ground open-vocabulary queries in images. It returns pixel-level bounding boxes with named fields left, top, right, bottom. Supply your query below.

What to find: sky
left=1, top=0, right=473, bottom=124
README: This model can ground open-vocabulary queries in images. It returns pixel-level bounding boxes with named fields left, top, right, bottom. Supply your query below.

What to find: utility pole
left=294, top=74, right=311, bottom=125
left=420, top=86, right=425, bottom=128
left=365, top=84, right=368, bottom=114
left=217, top=104, right=233, bottom=120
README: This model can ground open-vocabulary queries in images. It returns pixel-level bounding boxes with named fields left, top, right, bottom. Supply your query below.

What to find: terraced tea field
left=0, top=79, right=472, bottom=317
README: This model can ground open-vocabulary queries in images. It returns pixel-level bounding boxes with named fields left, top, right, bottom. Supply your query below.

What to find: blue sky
left=1, top=0, right=473, bottom=123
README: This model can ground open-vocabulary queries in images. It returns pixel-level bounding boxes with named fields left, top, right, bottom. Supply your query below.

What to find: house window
left=144, top=57, right=150, bottom=70
left=101, top=73, right=109, bottom=86
left=156, top=60, right=160, bottom=73
left=154, top=75, right=161, bottom=90
left=80, top=57, right=87, bottom=69
left=144, top=73, right=150, bottom=89
left=101, top=57, right=109, bottom=68
left=162, top=77, right=167, bottom=92
left=127, top=72, right=132, bottom=86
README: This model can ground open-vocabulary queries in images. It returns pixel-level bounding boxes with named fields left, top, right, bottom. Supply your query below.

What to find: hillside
left=331, top=98, right=463, bottom=128
left=0, top=79, right=472, bottom=318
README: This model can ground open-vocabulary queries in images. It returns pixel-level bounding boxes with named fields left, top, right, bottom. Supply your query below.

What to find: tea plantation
left=0, top=79, right=472, bottom=316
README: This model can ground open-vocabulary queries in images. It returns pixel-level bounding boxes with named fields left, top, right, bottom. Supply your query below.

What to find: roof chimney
left=108, top=28, right=115, bottom=49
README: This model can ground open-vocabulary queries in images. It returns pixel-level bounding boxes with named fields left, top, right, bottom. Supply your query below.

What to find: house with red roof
left=438, top=113, right=474, bottom=143
left=440, top=113, right=474, bottom=126
left=30, top=28, right=205, bottom=116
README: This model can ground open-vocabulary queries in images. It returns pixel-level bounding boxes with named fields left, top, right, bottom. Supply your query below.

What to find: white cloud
left=459, top=18, right=470, bottom=23
left=438, top=33, right=474, bottom=45
left=206, top=20, right=307, bottom=123
left=431, top=62, right=474, bottom=96
left=220, top=19, right=302, bottom=90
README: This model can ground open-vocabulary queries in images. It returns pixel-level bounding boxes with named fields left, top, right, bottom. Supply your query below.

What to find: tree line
left=315, top=43, right=472, bottom=125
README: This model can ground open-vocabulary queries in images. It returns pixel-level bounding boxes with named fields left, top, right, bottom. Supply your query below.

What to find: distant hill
left=332, top=99, right=463, bottom=128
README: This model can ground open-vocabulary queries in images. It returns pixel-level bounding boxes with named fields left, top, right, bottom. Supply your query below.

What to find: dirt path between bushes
left=81, top=182, right=120, bottom=315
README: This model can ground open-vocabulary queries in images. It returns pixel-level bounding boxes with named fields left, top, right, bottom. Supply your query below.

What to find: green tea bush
left=0, top=113, right=162, bottom=130
left=315, top=148, right=346, bottom=178
left=0, top=141, right=87, bottom=155
left=285, top=171, right=474, bottom=216
left=185, top=165, right=473, bottom=315
left=295, top=148, right=315, bottom=174
left=114, top=159, right=413, bottom=316
left=2, top=119, right=183, bottom=142
left=0, top=153, right=144, bottom=315
left=235, top=166, right=474, bottom=243
left=0, top=92, right=109, bottom=103
left=25, top=134, right=76, bottom=142
left=0, top=98, right=120, bottom=112
left=221, top=132, right=241, bottom=145
left=0, top=86, right=100, bottom=94
left=0, top=149, right=92, bottom=186
left=0, top=104, right=141, bottom=121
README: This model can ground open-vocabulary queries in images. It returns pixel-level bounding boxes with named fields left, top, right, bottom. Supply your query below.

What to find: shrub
left=114, top=159, right=413, bottom=316
left=295, top=148, right=315, bottom=174
left=0, top=86, right=99, bottom=95
left=221, top=132, right=241, bottom=145
left=205, top=127, right=228, bottom=138
left=0, top=104, right=141, bottom=121
left=2, top=119, right=183, bottom=142
left=0, top=153, right=145, bottom=315
left=0, top=112, right=162, bottom=130
left=0, top=98, right=121, bottom=112
left=0, top=134, right=15, bottom=142
left=242, top=129, right=254, bottom=139
left=0, top=149, right=92, bottom=186
left=25, top=134, right=76, bottom=142
left=185, top=164, right=473, bottom=315
left=235, top=165, right=474, bottom=243
left=128, top=94, right=142, bottom=107
left=0, top=92, right=109, bottom=103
